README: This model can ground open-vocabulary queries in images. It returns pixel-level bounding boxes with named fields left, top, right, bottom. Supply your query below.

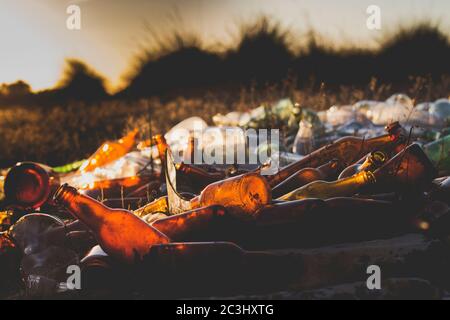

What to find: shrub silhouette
left=124, top=34, right=222, bottom=98
left=376, top=22, right=450, bottom=81
left=1, top=18, right=449, bottom=104
left=122, top=19, right=450, bottom=97
left=56, top=59, right=108, bottom=101
left=225, top=18, right=294, bottom=84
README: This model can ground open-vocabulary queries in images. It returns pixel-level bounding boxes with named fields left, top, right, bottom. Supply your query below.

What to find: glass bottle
left=53, top=184, right=170, bottom=263
left=3, top=162, right=60, bottom=210
left=151, top=205, right=230, bottom=241
left=338, top=151, right=388, bottom=179
left=371, top=143, right=438, bottom=192
left=272, top=159, right=342, bottom=198
left=190, top=173, right=272, bottom=217
left=278, top=171, right=376, bottom=201
left=175, top=162, right=226, bottom=191
left=263, top=122, right=406, bottom=188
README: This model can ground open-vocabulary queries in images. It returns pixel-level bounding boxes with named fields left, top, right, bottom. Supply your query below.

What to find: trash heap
left=0, top=94, right=449, bottom=299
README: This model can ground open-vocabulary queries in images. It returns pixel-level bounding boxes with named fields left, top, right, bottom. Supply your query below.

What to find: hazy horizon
left=1, top=0, right=449, bottom=92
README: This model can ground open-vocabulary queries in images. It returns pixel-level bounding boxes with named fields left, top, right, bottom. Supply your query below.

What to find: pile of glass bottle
left=0, top=94, right=448, bottom=299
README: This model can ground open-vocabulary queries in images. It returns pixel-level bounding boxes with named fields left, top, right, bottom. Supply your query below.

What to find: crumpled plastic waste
left=65, top=151, right=152, bottom=189
left=79, top=129, right=139, bottom=173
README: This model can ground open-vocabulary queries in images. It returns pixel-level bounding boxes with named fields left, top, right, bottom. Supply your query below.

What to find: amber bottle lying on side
left=53, top=184, right=170, bottom=263
left=3, top=162, right=60, bottom=211
left=263, top=121, right=406, bottom=188
left=143, top=199, right=325, bottom=246
left=189, top=173, right=272, bottom=217
left=151, top=205, right=234, bottom=242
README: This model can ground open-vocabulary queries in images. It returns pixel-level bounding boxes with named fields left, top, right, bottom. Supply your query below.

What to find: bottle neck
left=54, top=184, right=106, bottom=231
left=279, top=171, right=376, bottom=201
left=334, top=171, right=376, bottom=188
left=362, top=134, right=394, bottom=153
left=364, top=151, right=388, bottom=171
left=176, top=163, right=224, bottom=181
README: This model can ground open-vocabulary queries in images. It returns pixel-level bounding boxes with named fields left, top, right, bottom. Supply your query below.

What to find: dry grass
left=0, top=76, right=448, bottom=168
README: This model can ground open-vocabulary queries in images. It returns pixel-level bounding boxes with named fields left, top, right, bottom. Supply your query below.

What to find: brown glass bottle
left=190, top=173, right=272, bottom=217
left=151, top=205, right=231, bottom=241
left=3, top=162, right=60, bottom=210
left=272, top=159, right=341, bottom=198
left=53, top=184, right=170, bottom=263
left=370, top=143, right=438, bottom=193
left=176, top=162, right=226, bottom=191
left=263, top=122, right=406, bottom=188
left=153, top=134, right=227, bottom=187
left=254, top=198, right=326, bottom=226
left=278, top=171, right=376, bottom=201
left=338, top=151, right=388, bottom=179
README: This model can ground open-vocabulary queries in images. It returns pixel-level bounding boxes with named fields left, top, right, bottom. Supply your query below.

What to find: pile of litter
left=0, top=94, right=448, bottom=299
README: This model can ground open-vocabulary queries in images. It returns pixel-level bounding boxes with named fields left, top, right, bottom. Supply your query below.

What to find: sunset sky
left=1, top=0, right=449, bottom=92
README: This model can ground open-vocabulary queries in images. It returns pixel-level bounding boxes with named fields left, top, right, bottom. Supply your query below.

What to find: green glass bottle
left=278, top=171, right=376, bottom=201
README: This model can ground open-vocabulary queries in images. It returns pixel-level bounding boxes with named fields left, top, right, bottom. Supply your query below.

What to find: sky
left=0, top=0, right=449, bottom=92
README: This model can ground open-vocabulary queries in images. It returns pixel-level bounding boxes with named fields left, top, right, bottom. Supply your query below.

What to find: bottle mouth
left=53, top=183, right=78, bottom=204
left=4, top=162, right=50, bottom=209
left=371, top=151, right=388, bottom=165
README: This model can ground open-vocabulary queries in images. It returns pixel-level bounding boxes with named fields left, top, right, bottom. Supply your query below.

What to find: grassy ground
left=0, top=76, right=448, bottom=168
